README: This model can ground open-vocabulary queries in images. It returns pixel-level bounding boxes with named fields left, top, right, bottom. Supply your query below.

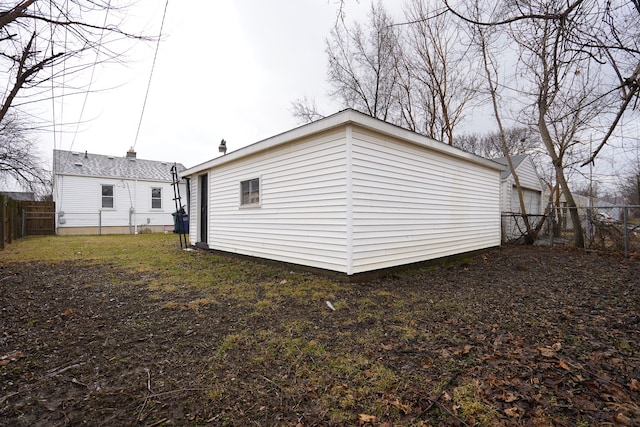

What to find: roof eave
left=181, top=109, right=503, bottom=177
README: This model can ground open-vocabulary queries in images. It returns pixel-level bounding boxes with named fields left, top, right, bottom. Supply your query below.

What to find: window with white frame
left=240, top=178, right=260, bottom=206
left=101, top=185, right=114, bottom=208
left=151, top=187, right=162, bottom=209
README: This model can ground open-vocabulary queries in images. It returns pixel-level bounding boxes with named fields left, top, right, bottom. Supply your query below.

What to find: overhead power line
left=69, top=0, right=112, bottom=153
left=133, top=0, right=169, bottom=150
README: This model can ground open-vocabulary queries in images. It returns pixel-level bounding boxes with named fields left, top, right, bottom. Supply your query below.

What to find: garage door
left=511, top=187, right=542, bottom=214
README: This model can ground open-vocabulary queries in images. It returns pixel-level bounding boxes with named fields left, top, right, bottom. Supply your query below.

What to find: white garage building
left=181, top=109, right=502, bottom=277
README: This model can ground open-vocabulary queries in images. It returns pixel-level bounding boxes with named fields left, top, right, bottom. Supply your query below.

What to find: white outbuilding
left=181, top=109, right=502, bottom=277
left=494, top=154, right=545, bottom=242
left=495, top=154, right=544, bottom=216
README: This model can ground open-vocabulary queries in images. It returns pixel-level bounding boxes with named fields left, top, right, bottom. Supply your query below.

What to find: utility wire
left=49, top=0, right=57, bottom=151
left=59, top=0, right=69, bottom=151
left=133, top=0, right=169, bottom=150
left=69, top=0, right=112, bottom=152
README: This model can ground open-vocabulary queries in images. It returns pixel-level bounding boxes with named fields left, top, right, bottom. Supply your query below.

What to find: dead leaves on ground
left=358, top=413, right=376, bottom=425
left=3, top=245, right=640, bottom=426
left=537, top=341, right=562, bottom=357
left=504, top=406, right=523, bottom=417
left=0, top=350, right=24, bottom=366
left=362, top=329, right=640, bottom=426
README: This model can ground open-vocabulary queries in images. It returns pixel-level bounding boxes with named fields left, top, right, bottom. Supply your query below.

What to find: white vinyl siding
left=200, top=131, right=350, bottom=272
left=349, top=127, right=501, bottom=274
left=189, top=177, right=198, bottom=243
left=184, top=110, right=503, bottom=275
left=515, top=157, right=543, bottom=190
left=501, top=157, right=543, bottom=214
left=510, top=187, right=542, bottom=215
left=54, top=175, right=179, bottom=229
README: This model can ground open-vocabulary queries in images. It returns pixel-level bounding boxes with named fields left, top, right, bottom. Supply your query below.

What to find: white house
left=494, top=154, right=545, bottom=241
left=181, top=109, right=502, bottom=277
left=52, top=149, right=186, bottom=235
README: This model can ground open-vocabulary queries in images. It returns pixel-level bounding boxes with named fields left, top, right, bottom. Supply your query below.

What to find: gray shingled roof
left=493, top=154, right=528, bottom=180
left=53, top=150, right=185, bottom=181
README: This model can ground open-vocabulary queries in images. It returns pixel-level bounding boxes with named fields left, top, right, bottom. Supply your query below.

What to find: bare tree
left=1, top=1, right=148, bottom=123
left=580, top=1, right=640, bottom=165
left=0, top=1, right=150, bottom=189
left=400, top=0, right=479, bottom=144
left=443, top=0, right=640, bottom=166
left=618, top=164, right=640, bottom=218
left=434, top=1, right=542, bottom=243
left=455, top=127, right=539, bottom=159
left=509, top=0, right=613, bottom=248
left=322, top=0, right=480, bottom=146
left=0, top=113, right=49, bottom=195
left=325, top=1, right=401, bottom=122
left=444, top=0, right=616, bottom=247
left=290, top=96, right=325, bottom=125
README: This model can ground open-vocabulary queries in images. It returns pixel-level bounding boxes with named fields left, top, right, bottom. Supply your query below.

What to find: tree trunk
left=477, top=28, right=536, bottom=244
left=538, top=113, right=584, bottom=248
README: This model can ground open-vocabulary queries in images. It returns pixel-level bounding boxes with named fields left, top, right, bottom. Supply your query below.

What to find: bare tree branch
left=0, top=0, right=38, bottom=30
left=290, top=97, right=325, bottom=124
left=442, top=0, right=586, bottom=27
left=0, top=113, right=49, bottom=194
left=582, top=63, right=640, bottom=166
left=0, top=0, right=154, bottom=191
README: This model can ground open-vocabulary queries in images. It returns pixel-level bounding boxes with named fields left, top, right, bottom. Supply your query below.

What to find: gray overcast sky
left=42, top=1, right=405, bottom=169
left=38, top=0, right=636, bottom=192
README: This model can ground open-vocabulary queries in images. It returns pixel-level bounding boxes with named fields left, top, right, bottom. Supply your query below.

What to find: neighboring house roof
left=53, top=149, right=185, bottom=181
left=493, top=154, right=529, bottom=180
left=182, top=109, right=503, bottom=177
left=0, top=191, right=36, bottom=201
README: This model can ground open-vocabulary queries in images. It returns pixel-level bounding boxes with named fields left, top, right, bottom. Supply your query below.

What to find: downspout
left=124, top=180, right=134, bottom=234
left=134, top=178, right=138, bottom=234
left=55, top=175, right=63, bottom=234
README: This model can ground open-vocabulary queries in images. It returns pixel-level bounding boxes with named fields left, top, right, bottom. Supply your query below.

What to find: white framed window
left=240, top=178, right=260, bottom=206
left=151, top=187, right=162, bottom=209
left=101, top=185, right=114, bottom=208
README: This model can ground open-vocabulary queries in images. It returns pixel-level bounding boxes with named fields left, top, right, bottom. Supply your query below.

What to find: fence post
left=623, top=206, right=629, bottom=259
left=99, top=210, right=102, bottom=235
left=7, top=199, right=14, bottom=243
left=0, top=195, right=5, bottom=250
left=21, top=208, right=26, bottom=237
left=548, top=203, right=554, bottom=248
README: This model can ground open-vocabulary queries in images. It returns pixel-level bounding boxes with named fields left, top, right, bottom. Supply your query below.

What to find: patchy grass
left=1, top=234, right=640, bottom=426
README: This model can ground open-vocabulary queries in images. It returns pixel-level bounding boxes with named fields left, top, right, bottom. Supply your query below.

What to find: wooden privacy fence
left=22, top=201, right=55, bottom=236
left=1, top=195, right=55, bottom=249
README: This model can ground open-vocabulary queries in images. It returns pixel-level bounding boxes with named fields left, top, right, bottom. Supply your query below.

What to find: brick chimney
left=126, top=148, right=137, bottom=159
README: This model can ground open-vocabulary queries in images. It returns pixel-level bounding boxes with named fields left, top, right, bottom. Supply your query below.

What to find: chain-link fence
left=502, top=205, right=640, bottom=257
left=501, top=212, right=547, bottom=244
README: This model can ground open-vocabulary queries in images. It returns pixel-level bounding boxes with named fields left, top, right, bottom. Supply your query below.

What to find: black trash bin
left=172, top=208, right=189, bottom=234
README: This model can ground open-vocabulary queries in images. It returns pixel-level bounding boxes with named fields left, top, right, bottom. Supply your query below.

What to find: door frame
left=198, top=173, right=208, bottom=244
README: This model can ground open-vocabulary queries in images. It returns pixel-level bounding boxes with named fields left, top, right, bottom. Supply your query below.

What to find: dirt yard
left=1, top=237, right=639, bottom=426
